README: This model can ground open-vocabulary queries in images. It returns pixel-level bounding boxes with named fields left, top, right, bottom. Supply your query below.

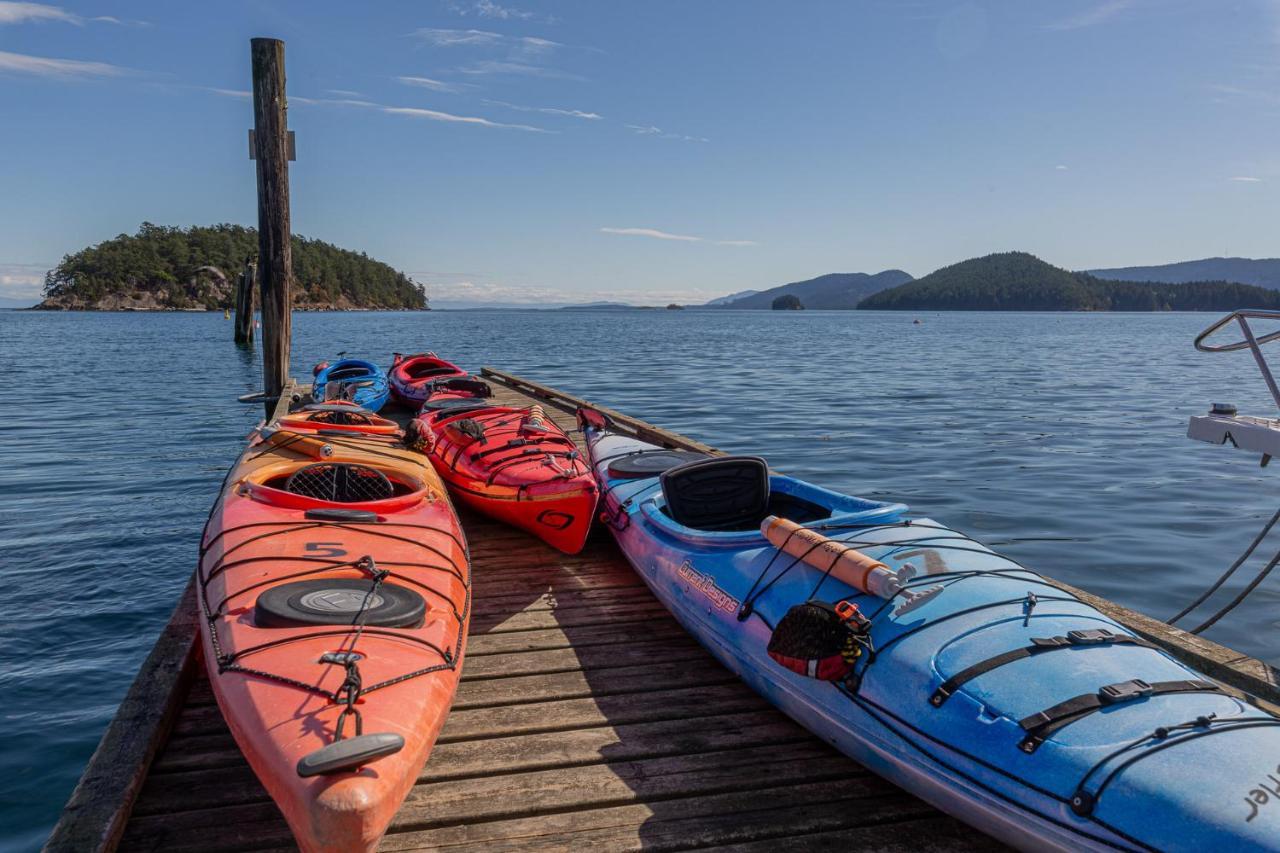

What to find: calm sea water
left=3, top=308, right=1279, bottom=849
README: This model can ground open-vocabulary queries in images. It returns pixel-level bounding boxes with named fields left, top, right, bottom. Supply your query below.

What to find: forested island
left=35, top=223, right=426, bottom=311
left=858, top=252, right=1280, bottom=311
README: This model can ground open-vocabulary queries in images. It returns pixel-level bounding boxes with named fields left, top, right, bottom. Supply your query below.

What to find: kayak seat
left=661, top=456, right=770, bottom=531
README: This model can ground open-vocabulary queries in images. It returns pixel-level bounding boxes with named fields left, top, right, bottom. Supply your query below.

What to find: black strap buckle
left=1030, top=635, right=1071, bottom=648
left=1068, top=628, right=1116, bottom=645
left=1098, top=678, right=1153, bottom=705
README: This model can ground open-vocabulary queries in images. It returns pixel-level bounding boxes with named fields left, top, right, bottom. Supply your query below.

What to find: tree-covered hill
left=858, top=252, right=1280, bottom=311
left=36, top=223, right=426, bottom=311
left=1088, top=257, right=1280, bottom=289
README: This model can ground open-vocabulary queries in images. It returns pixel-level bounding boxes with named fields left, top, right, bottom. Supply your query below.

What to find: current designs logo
left=677, top=561, right=740, bottom=614
left=1245, top=762, right=1280, bottom=823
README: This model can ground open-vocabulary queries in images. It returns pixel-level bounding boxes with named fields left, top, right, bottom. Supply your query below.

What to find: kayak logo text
left=677, top=561, right=740, bottom=614
left=1244, top=762, right=1280, bottom=822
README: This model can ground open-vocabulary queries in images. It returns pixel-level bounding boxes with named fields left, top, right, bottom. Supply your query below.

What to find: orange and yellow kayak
left=197, top=418, right=469, bottom=852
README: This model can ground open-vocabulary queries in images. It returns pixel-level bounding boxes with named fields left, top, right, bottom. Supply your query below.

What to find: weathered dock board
left=47, top=369, right=1280, bottom=852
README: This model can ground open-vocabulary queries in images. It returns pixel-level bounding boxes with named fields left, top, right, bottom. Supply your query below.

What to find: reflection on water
left=2, top=308, right=1278, bottom=847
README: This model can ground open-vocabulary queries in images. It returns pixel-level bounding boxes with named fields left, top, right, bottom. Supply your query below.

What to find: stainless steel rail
left=1195, top=309, right=1280, bottom=412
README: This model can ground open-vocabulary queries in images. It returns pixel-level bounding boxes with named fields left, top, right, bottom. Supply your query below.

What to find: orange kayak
left=413, top=403, right=598, bottom=553
left=197, top=419, right=470, bottom=852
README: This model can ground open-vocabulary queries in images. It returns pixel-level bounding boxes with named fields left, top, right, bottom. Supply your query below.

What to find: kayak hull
left=583, top=424, right=1280, bottom=852
left=198, top=426, right=469, bottom=852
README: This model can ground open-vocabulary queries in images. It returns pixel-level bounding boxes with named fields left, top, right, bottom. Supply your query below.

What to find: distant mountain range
left=703, top=289, right=760, bottom=306
left=711, top=270, right=914, bottom=310
left=859, top=252, right=1280, bottom=311
left=1087, top=257, right=1280, bottom=289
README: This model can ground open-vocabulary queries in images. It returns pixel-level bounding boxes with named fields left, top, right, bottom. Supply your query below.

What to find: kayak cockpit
left=639, top=456, right=907, bottom=547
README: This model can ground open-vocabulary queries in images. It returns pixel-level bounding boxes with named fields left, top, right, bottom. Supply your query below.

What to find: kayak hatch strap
left=470, top=435, right=576, bottom=460
left=930, top=629, right=1157, bottom=707
left=845, top=594, right=1082, bottom=694
left=1017, top=679, right=1224, bottom=753
left=1070, top=716, right=1280, bottom=817
left=485, top=450, right=583, bottom=486
left=1075, top=717, right=1280, bottom=819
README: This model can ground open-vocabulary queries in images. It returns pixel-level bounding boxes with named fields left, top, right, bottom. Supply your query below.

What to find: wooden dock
left=46, top=369, right=1280, bottom=852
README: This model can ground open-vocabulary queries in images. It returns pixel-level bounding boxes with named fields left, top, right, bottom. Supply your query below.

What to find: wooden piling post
left=251, top=37, right=292, bottom=417
left=233, top=254, right=256, bottom=344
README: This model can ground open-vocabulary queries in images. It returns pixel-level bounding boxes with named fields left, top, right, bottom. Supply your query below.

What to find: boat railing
left=1195, top=309, right=1280, bottom=413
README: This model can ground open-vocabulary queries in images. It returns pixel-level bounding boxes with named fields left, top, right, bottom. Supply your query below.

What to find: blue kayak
left=579, top=409, right=1280, bottom=852
left=311, top=358, right=390, bottom=412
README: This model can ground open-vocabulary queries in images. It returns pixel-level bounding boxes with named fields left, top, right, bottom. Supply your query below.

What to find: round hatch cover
left=608, top=450, right=710, bottom=479
left=255, top=578, right=426, bottom=629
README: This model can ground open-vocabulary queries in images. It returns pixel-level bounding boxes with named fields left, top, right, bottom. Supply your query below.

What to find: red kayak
left=389, top=352, right=465, bottom=407
left=412, top=403, right=598, bottom=553
left=198, top=426, right=470, bottom=851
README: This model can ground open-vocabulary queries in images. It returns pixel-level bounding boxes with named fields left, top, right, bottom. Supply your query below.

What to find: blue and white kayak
left=578, top=409, right=1280, bottom=852
left=311, top=358, right=390, bottom=413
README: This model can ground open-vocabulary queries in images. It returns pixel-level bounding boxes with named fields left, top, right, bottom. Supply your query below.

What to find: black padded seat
left=609, top=449, right=710, bottom=479
left=425, top=377, right=492, bottom=398
left=660, top=456, right=770, bottom=531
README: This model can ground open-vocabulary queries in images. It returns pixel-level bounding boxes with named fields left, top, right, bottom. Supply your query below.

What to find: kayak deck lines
left=48, top=369, right=1280, bottom=853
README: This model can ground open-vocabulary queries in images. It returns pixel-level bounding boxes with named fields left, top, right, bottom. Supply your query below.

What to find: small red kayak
left=412, top=403, right=598, bottom=553
left=389, top=352, right=465, bottom=407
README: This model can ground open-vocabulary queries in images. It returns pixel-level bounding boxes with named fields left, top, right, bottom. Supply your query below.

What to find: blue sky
left=2, top=1, right=1279, bottom=307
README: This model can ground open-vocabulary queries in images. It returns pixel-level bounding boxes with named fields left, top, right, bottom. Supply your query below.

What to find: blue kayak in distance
left=578, top=408, right=1280, bottom=852
left=311, top=358, right=390, bottom=413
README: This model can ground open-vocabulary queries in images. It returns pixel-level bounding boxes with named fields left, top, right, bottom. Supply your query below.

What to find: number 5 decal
left=306, top=541, right=348, bottom=559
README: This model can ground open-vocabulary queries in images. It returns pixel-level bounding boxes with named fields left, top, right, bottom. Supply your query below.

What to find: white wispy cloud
left=292, top=95, right=377, bottom=107
left=0, top=262, right=50, bottom=299
left=416, top=274, right=718, bottom=308
left=483, top=99, right=601, bottom=119
left=456, top=59, right=577, bottom=78
left=599, top=228, right=755, bottom=246
left=383, top=105, right=551, bottom=132
left=412, top=27, right=505, bottom=47
left=1054, top=164, right=1069, bottom=170
left=625, top=124, right=708, bottom=143
left=397, top=75, right=467, bottom=93
left=1044, top=0, right=1133, bottom=31
left=0, top=2, right=75, bottom=23
left=0, top=2, right=145, bottom=26
left=0, top=48, right=128, bottom=78
left=204, top=86, right=546, bottom=132
left=450, top=0, right=536, bottom=21
left=601, top=227, right=702, bottom=242
left=326, top=89, right=364, bottom=98
left=411, top=27, right=581, bottom=78
left=1230, top=176, right=1263, bottom=182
